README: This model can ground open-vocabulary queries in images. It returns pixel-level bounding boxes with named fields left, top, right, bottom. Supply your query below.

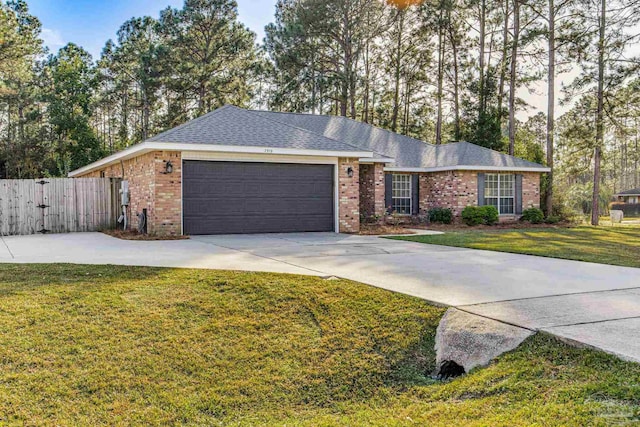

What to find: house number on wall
left=264, top=149, right=273, bottom=153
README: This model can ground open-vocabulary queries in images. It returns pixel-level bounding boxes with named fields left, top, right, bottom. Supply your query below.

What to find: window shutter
left=384, top=174, right=393, bottom=214
left=411, top=175, right=420, bottom=215
left=477, top=173, right=485, bottom=206
left=515, top=174, right=523, bottom=214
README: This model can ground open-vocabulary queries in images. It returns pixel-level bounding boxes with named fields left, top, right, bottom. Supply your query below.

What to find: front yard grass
left=390, top=225, right=640, bottom=268
left=0, top=264, right=638, bottom=425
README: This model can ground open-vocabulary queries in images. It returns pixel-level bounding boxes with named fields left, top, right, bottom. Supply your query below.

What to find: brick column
left=358, top=163, right=386, bottom=221
left=338, top=158, right=360, bottom=233
left=372, top=163, right=386, bottom=217
left=152, top=151, right=182, bottom=236
left=522, top=172, right=541, bottom=210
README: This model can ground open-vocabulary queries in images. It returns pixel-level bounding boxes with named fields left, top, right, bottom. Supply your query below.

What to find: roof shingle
left=254, top=110, right=547, bottom=170
left=147, top=105, right=368, bottom=153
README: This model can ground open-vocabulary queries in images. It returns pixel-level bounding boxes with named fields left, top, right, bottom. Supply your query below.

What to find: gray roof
left=147, top=105, right=547, bottom=170
left=254, top=110, right=547, bottom=170
left=616, top=188, right=640, bottom=196
left=148, top=105, right=368, bottom=153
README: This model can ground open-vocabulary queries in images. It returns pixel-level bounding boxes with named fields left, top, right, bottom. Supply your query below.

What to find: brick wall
left=419, top=170, right=541, bottom=217
left=338, top=158, right=360, bottom=233
left=358, top=163, right=385, bottom=220
left=419, top=170, right=477, bottom=216
left=152, top=151, right=182, bottom=235
left=521, top=172, right=541, bottom=211
left=76, top=150, right=182, bottom=235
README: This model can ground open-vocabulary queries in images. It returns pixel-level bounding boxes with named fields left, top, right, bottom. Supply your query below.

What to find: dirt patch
left=359, top=224, right=416, bottom=235
left=103, top=229, right=189, bottom=241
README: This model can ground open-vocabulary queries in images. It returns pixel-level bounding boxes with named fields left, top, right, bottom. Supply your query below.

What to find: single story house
left=69, top=105, right=549, bottom=235
left=615, top=188, right=640, bottom=204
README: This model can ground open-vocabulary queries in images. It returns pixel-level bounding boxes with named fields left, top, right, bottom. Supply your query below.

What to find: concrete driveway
left=1, top=231, right=639, bottom=362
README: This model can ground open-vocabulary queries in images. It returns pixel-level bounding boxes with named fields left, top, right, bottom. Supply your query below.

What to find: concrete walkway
left=1, top=232, right=639, bottom=362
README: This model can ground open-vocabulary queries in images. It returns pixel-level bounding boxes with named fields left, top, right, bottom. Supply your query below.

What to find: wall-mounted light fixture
left=347, top=166, right=354, bottom=178
left=162, top=160, right=174, bottom=174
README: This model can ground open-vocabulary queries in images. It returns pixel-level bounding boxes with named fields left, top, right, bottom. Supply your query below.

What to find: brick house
left=614, top=188, right=640, bottom=204
left=70, top=105, right=549, bottom=235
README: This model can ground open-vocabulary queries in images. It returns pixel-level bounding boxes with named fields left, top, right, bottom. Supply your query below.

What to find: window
left=392, top=174, right=412, bottom=214
left=484, top=174, right=514, bottom=214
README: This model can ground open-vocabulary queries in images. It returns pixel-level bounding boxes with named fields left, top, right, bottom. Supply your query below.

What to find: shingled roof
left=147, top=105, right=371, bottom=154
left=616, top=188, right=640, bottom=196
left=254, top=110, right=548, bottom=170
left=70, top=105, right=549, bottom=177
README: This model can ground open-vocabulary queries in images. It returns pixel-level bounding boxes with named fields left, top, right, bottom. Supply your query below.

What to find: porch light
left=347, top=166, right=354, bottom=178
left=163, top=161, right=174, bottom=174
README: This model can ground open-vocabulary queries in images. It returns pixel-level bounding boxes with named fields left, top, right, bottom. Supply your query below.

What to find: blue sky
left=29, top=0, right=276, bottom=59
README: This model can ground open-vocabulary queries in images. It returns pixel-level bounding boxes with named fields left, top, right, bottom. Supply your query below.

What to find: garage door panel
left=184, top=180, right=332, bottom=198
left=186, top=214, right=334, bottom=234
left=183, top=161, right=335, bottom=235
left=184, top=198, right=333, bottom=216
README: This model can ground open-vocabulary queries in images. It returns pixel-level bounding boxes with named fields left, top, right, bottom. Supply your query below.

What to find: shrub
left=429, top=207, right=453, bottom=224
left=545, top=215, right=561, bottom=224
left=520, top=207, right=544, bottom=224
left=482, top=206, right=499, bottom=225
left=461, top=206, right=484, bottom=226
left=461, top=205, right=499, bottom=226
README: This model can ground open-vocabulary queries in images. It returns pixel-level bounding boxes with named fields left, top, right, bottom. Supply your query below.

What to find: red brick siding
left=358, top=163, right=385, bottom=220
left=152, top=151, right=182, bottom=235
left=521, top=172, right=541, bottom=211
left=338, top=158, right=360, bottom=233
left=419, top=171, right=477, bottom=216
left=76, top=150, right=182, bottom=235
left=419, top=170, right=541, bottom=217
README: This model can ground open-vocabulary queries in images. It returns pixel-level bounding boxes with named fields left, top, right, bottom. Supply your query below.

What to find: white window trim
left=392, top=174, right=412, bottom=215
left=485, top=173, right=515, bottom=215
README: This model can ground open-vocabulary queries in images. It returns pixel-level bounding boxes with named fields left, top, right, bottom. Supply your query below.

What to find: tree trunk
left=435, top=5, right=445, bottom=145
left=635, top=121, right=638, bottom=188
left=448, top=19, right=461, bottom=141
left=508, top=0, right=520, bottom=156
left=362, top=41, right=370, bottom=122
left=478, top=0, right=486, bottom=117
left=311, top=49, right=317, bottom=115
left=498, top=0, right=510, bottom=125
left=142, top=92, right=150, bottom=141
left=592, top=0, right=606, bottom=226
left=545, top=0, right=555, bottom=216
left=198, top=80, right=206, bottom=114
left=391, top=12, right=404, bottom=132
left=403, top=78, right=411, bottom=135
left=349, top=72, right=357, bottom=119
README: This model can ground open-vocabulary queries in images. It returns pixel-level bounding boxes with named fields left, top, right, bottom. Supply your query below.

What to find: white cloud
left=41, top=28, right=65, bottom=52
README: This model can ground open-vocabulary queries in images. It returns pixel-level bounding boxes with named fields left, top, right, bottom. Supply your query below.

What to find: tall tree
left=160, top=0, right=258, bottom=116
left=507, top=0, right=520, bottom=155
left=293, top=0, right=389, bottom=117
left=568, top=0, right=640, bottom=224
left=0, top=0, right=45, bottom=178
left=44, top=43, right=103, bottom=175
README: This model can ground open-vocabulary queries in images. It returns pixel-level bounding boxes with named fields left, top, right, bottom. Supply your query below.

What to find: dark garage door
left=183, top=160, right=335, bottom=235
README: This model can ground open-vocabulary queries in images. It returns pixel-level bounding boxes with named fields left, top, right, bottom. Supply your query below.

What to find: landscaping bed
left=359, top=223, right=416, bottom=235
left=0, top=264, right=638, bottom=425
left=103, top=229, right=190, bottom=241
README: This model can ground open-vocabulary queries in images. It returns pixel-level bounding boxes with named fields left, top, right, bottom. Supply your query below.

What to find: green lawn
left=390, top=226, right=640, bottom=268
left=0, top=264, right=638, bottom=425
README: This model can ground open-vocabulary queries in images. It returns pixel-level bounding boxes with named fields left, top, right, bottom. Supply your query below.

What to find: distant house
left=69, top=105, right=549, bottom=235
left=615, top=188, right=640, bottom=204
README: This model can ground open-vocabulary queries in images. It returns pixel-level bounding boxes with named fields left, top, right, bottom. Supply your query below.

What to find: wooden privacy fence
left=0, top=178, right=121, bottom=236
